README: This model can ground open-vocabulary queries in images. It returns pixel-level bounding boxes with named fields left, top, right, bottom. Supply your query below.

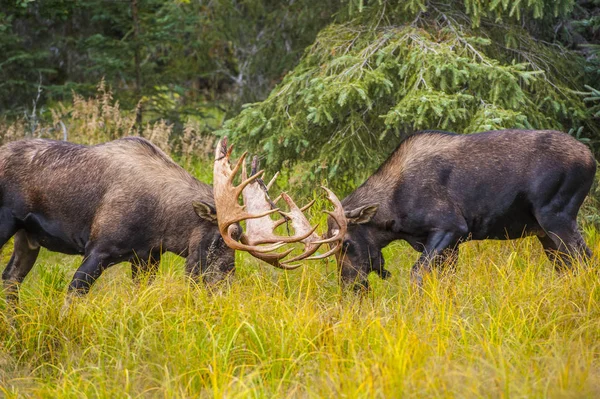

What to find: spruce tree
left=222, top=0, right=599, bottom=193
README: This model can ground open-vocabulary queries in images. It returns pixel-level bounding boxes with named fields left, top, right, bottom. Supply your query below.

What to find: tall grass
left=1, top=82, right=599, bottom=397
left=1, top=227, right=599, bottom=397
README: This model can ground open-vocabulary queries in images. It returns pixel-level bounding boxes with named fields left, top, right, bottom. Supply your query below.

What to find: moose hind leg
left=2, top=230, right=40, bottom=302
left=537, top=234, right=560, bottom=266
left=536, top=232, right=591, bottom=270
left=535, top=212, right=590, bottom=270
left=534, top=167, right=594, bottom=269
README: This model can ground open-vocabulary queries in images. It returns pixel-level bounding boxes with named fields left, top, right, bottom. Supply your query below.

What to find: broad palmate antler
left=213, top=138, right=346, bottom=268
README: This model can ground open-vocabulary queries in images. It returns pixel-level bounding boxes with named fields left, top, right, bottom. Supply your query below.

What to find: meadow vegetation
left=1, top=218, right=599, bottom=397
left=1, top=89, right=600, bottom=397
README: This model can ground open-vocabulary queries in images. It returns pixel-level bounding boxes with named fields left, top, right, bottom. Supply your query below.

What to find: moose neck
left=341, top=140, right=418, bottom=249
left=155, top=178, right=215, bottom=255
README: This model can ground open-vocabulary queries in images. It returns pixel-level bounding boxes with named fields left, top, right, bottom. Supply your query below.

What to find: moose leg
left=533, top=173, right=593, bottom=269
left=553, top=226, right=591, bottom=270
left=577, top=230, right=593, bottom=260
left=536, top=212, right=591, bottom=270
left=410, top=230, right=462, bottom=286
left=2, top=230, right=40, bottom=302
left=537, top=234, right=560, bottom=266
left=68, top=249, right=114, bottom=295
left=131, top=251, right=161, bottom=284
left=184, top=249, right=202, bottom=283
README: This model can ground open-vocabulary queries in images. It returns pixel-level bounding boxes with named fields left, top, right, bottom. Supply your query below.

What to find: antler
left=240, top=156, right=319, bottom=269
left=213, top=137, right=285, bottom=254
left=213, top=137, right=346, bottom=269
left=241, top=156, right=317, bottom=246
left=314, top=187, right=347, bottom=257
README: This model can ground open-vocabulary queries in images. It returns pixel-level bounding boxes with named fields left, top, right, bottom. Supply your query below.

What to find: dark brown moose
left=324, top=129, right=596, bottom=289
left=0, top=137, right=238, bottom=301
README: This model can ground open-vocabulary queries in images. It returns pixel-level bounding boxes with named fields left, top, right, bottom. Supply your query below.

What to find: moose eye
left=342, top=240, right=353, bottom=253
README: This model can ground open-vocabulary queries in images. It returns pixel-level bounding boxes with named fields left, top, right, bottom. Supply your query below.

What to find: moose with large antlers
left=321, top=129, right=596, bottom=290
left=0, top=137, right=241, bottom=301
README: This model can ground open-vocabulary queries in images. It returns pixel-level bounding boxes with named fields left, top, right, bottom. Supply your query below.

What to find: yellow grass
left=1, top=84, right=599, bottom=397
left=1, top=228, right=599, bottom=397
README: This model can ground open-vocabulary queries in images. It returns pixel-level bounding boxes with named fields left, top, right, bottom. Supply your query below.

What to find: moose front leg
left=131, top=251, right=161, bottom=284
left=410, top=229, right=462, bottom=287
left=60, top=248, right=115, bottom=318
left=69, top=243, right=120, bottom=295
left=2, top=230, right=40, bottom=303
left=184, top=249, right=202, bottom=283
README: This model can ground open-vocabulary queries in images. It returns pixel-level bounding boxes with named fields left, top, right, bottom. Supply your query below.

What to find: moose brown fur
left=0, top=137, right=233, bottom=300
left=327, top=129, right=596, bottom=289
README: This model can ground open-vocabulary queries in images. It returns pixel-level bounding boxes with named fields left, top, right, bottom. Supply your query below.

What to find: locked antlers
left=213, top=138, right=346, bottom=268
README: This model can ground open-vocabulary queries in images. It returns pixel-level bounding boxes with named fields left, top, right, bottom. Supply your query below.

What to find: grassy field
left=1, top=221, right=599, bottom=398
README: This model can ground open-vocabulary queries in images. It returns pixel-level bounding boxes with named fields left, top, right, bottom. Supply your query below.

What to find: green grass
left=1, top=225, right=600, bottom=397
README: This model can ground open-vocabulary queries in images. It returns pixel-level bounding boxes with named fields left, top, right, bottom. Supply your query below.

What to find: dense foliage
left=223, top=0, right=600, bottom=192
left=0, top=0, right=336, bottom=123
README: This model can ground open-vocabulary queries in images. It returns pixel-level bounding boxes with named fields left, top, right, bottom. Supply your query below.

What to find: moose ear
left=193, top=201, right=218, bottom=224
left=344, top=204, right=378, bottom=225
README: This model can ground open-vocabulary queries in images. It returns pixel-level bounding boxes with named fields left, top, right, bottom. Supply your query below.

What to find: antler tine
left=215, top=136, right=228, bottom=160
left=277, top=244, right=321, bottom=265
left=239, top=155, right=267, bottom=196
left=236, top=169, right=265, bottom=198
left=228, top=151, right=248, bottom=184
left=241, top=154, right=247, bottom=180
left=300, top=199, right=315, bottom=212
left=319, top=186, right=347, bottom=243
left=304, top=242, right=342, bottom=260
left=248, top=248, right=304, bottom=270
left=266, top=172, right=279, bottom=191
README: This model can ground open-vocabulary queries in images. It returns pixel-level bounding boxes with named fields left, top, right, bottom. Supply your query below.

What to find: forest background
left=1, top=0, right=599, bottom=194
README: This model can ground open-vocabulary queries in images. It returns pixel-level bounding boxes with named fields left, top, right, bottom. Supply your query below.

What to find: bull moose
left=0, top=137, right=223, bottom=301
left=323, top=129, right=596, bottom=289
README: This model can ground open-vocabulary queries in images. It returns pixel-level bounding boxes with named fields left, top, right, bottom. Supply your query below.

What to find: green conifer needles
left=223, top=19, right=593, bottom=193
